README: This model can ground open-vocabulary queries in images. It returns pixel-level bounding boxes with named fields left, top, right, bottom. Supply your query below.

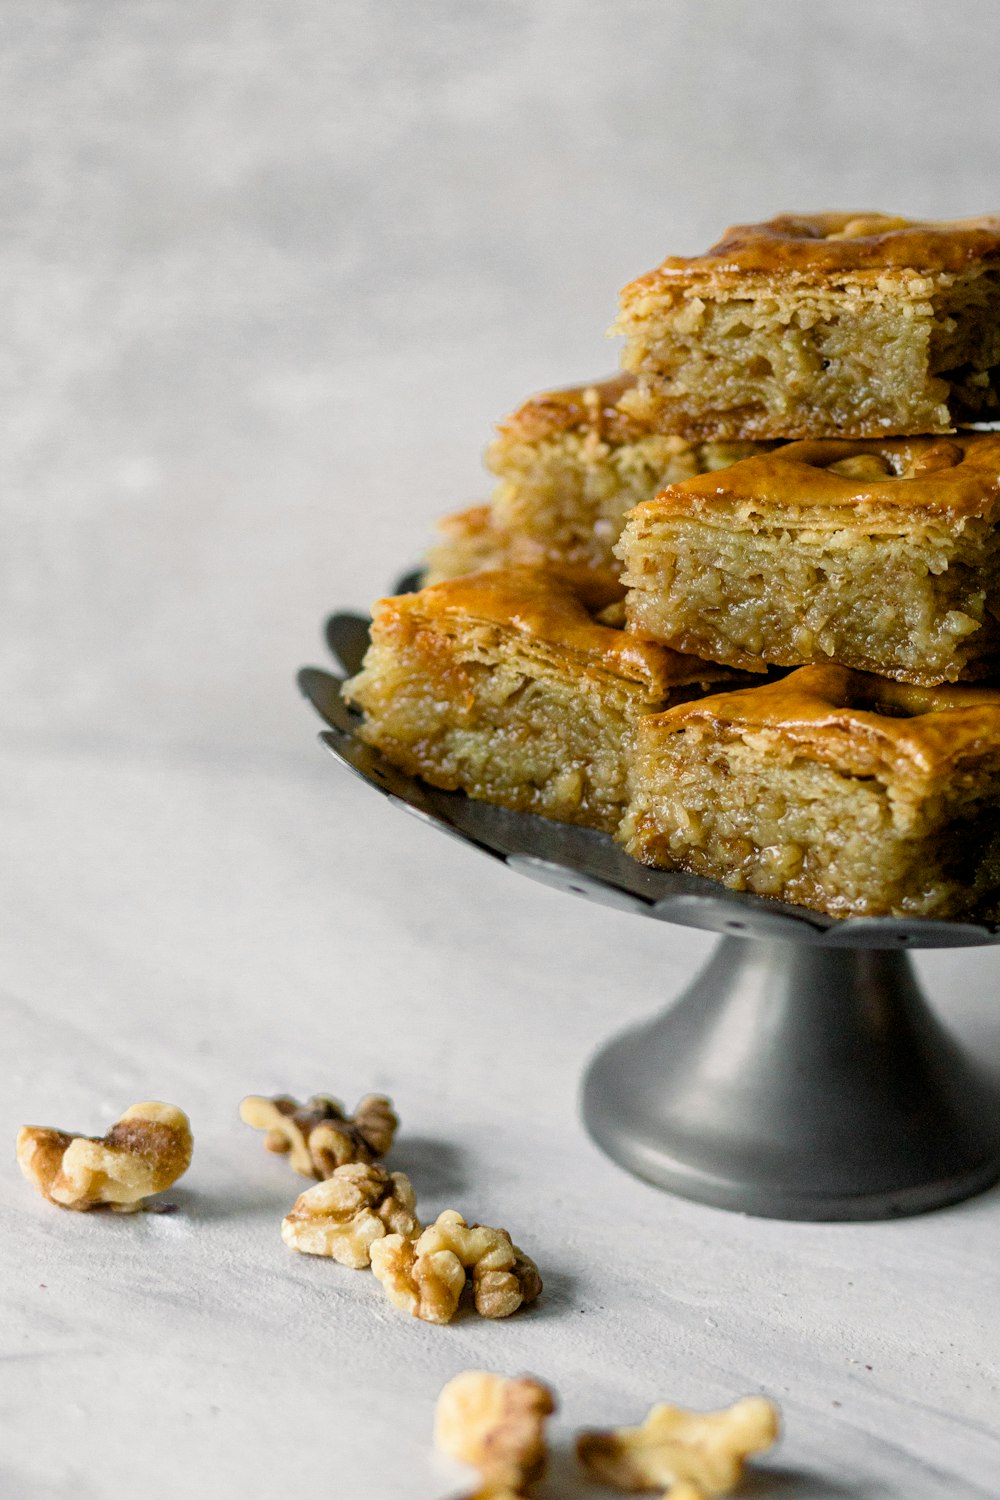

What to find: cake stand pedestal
left=299, top=611, right=1000, bottom=1222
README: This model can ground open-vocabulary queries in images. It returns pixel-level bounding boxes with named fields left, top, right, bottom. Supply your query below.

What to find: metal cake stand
left=299, top=603, right=1000, bottom=1223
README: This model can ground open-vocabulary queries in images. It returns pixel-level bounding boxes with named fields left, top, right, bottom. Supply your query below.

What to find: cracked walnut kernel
left=576, top=1395, right=779, bottom=1495
left=369, top=1233, right=467, bottom=1324
left=435, top=1370, right=556, bottom=1491
left=16, top=1101, right=193, bottom=1212
left=239, top=1092, right=397, bottom=1179
left=281, top=1162, right=420, bottom=1267
left=371, top=1210, right=542, bottom=1324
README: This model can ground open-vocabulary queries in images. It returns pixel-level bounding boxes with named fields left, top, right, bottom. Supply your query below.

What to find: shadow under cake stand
left=300, top=609, right=1000, bottom=1223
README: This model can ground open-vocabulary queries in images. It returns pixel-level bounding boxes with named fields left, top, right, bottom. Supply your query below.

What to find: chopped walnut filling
left=371, top=1210, right=542, bottom=1324
left=435, top=1370, right=556, bottom=1492
left=576, top=1395, right=779, bottom=1495
left=239, top=1092, right=397, bottom=1179
left=281, top=1162, right=419, bottom=1267
left=16, top=1102, right=193, bottom=1213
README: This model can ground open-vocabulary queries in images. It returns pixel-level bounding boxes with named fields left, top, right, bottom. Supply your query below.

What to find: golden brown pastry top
left=492, top=375, right=778, bottom=460
left=643, top=665, right=1000, bottom=779
left=434, top=503, right=494, bottom=541
left=425, top=508, right=625, bottom=607
left=493, top=373, right=652, bottom=446
left=371, top=568, right=734, bottom=696
left=635, top=433, right=1000, bottom=521
left=626, top=213, right=1000, bottom=287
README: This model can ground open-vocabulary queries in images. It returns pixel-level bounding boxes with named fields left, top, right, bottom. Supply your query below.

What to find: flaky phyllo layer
left=616, top=270, right=1000, bottom=440
left=615, top=214, right=1000, bottom=439
left=624, top=730, right=1000, bottom=918
left=623, top=667, right=1000, bottom=919
left=346, top=630, right=646, bottom=832
left=423, top=376, right=772, bottom=589
left=620, top=508, right=1000, bottom=684
left=487, top=425, right=764, bottom=574
left=618, top=435, right=1000, bottom=684
left=342, top=570, right=738, bottom=834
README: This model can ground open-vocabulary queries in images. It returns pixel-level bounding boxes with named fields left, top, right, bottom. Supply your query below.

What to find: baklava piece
left=614, top=213, right=1000, bottom=439
left=619, top=434, right=1000, bottom=685
left=484, top=374, right=767, bottom=575
left=622, top=666, right=1000, bottom=919
left=343, top=569, right=740, bottom=834
left=424, top=504, right=622, bottom=612
left=425, top=505, right=519, bottom=584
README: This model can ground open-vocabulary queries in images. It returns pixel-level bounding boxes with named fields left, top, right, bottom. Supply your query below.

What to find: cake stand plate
left=299, top=609, right=1000, bottom=1221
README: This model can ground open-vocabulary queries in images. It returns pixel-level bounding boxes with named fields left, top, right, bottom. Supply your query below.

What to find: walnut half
left=17, top=1101, right=193, bottom=1213
left=370, top=1210, right=542, bottom=1324
left=576, top=1395, right=779, bottom=1495
left=435, top=1370, right=556, bottom=1492
left=281, top=1162, right=419, bottom=1268
left=239, top=1092, right=397, bottom=1179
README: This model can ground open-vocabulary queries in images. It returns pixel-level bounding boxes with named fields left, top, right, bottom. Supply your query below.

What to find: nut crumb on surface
left=371, top=1210, right=542, bottom=1324
left=576, top=1395, right=779, bottom=1495
left=16, top=1101, right=193, bottom=1213
left=435, top=1370, right=556, bottom=1493
left=239, top=1092, right=397, bottom=1179
left=281, top=1162, right=419, bottom=1267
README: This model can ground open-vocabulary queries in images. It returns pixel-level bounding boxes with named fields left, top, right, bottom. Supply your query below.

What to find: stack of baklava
left=345, top=213, right=1000, bottom=921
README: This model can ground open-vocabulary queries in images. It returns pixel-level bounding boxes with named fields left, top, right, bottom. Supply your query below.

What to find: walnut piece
left=239, top=1092, right=397, bottom=1179
left=371, top=1210, right=542, bottom=1324
left=435, top=1370, right=556, bottom=1491
left=369, top=1233, right=467, bottom=1324
left=576, top=1396, right=779, bottom=1495
left=281, top=1162, right=420, bottom=1267
left=16, top=1101, right=193, bottom=1213
left=419, top=1210, right=543, bottom=1319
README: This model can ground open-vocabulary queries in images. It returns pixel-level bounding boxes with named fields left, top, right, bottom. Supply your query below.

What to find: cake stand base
left=582, top=937, right=1000, bottom=1220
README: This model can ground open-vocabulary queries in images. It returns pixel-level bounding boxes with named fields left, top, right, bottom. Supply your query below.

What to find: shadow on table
left=160, top=1181, right=297, bottom=1222
left=743, top=1467, right=867, bottom=1498
left=156, top=1139, right=472, bottom=1222
left=526, top=1266, right=579, bottom=1322
left=389, top=1135, right=469, bottom=1197
left=538, top=1452, right=867, bottom=1499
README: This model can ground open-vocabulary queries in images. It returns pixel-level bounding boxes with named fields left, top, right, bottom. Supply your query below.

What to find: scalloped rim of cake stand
left=299, top=612, right=1000, bottom=952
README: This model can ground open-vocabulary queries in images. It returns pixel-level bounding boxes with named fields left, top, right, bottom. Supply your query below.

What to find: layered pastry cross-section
left=614, top=213, right=1000, bottom=440
left=424, top=375, right=768, bottom=588
left=343, top=568, right=742, bottom=834
left=618, top=433, right=1000, bottom=685
left=621, top=666, right=1000, bottom=919
left=422, top=503, right=624, bottom=612
left=484, top=374, right=767, bottom=573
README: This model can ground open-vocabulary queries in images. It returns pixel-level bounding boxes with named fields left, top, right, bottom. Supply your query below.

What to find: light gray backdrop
left=2, top=5, right=999, bottom=1498
left=6, top=0, right=1000, bottom=755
